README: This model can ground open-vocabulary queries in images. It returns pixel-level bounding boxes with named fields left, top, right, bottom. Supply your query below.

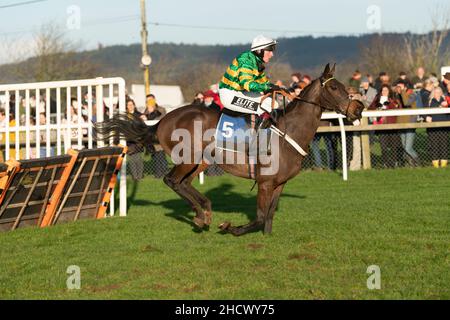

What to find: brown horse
left=94, top=63, right=364, bottom=236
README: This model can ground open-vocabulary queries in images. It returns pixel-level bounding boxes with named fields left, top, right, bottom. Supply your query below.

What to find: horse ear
left=330, top=63, right=336, bottom=75
left=322, top=63, right=331, bottom=77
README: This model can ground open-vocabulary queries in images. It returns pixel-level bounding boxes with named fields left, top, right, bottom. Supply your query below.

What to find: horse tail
left=93, top=112, right=159, bottom=153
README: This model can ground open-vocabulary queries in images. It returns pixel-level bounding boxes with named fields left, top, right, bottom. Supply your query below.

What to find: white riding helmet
left=251, top=35, right=277, bottom=52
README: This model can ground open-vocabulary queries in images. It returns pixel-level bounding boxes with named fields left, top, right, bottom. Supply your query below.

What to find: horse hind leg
left=183, top=162, right=213, bottom=226
left=163, top=164, right=207, bottom=228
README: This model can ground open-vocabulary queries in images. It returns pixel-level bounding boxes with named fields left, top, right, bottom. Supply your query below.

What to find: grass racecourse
left=0, top=167, right=449, bottom=299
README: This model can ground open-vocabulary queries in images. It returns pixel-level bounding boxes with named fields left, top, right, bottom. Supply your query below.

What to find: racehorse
left=94, top=64, right=364, bottom=236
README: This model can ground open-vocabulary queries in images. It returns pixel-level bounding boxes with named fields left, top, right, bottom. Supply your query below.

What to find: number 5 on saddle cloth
left=215, top=113, right=272, bottom=156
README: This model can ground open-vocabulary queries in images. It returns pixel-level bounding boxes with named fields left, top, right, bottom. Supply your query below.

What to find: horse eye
left=331, top=85, right=337, bottom=90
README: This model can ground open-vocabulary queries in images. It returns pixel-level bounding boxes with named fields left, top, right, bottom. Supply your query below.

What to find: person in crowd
left=445, top=82, right=450, bottom=106
left=425, top=86, right=449, bottom=168
left=62, top=98, right=88, bottom=151
left=348, top=87, right=365, bottom=171
left=208, top=83, right=224, bottom=109
left=38, top=112, right=56, bottom=158
left=143, top=94, right=166, bottom=121
left=289, top=72, right=302, bottom=91
left=0, top=109, right=19, bottom=160
left=374, top=72, right=391, bottom=92
left=302, top=75, right=312, bottom=86
left=310, top=119, right=337, bottom=171
left=412, top=67, right=427, bottom=89
left=393, top=71, right=413, bottom=89
left=348, top=70, right=362, bottom=89
left=202, top=90, right=222, bottom=113
left=192, top=92, right=204, bottom=106
left=141, top=95, right=169, bottom=179
left=429, top=73, right=440, bottom=89
left=366, top=74, right=374, bottom=87
left=125, top=99, right=145, bottom=181
left=359, top=77, right=377, bottom=108
left=0, top=108, right=6, bottom=162
left=394, top=80, right=419, bottom=166
left=440, top=72, right=450, bottom=95
left=293, top=81, right=307, bottom=97
left=369, top=84, right=402, bottom=168
left=200, top=90, right=224, bottom=176
left=418, top=79, right=434, bottom=109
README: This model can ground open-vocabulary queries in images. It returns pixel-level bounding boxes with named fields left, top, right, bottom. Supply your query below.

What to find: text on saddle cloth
left=215, top=113, right=271, bottom=154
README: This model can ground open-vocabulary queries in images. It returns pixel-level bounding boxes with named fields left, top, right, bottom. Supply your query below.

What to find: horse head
left=317, top=63, right=364, bottom=122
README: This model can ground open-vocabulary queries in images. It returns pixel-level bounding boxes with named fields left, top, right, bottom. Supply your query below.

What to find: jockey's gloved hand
left=266, top=83, right=282, bottom=93
left=266, top=83, right=291, bottom=95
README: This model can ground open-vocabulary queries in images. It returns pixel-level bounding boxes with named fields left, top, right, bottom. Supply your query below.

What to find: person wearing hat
left=348, top=70, right=362, bottom=89
left=218, top=35, right=288, bottom=129
left=359, top=76, right=377, bottom=108
left=393, top=71, right=413, bottom=89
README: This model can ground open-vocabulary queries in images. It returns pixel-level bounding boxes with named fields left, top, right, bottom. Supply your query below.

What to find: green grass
left=0, top=167, right=449, bottom=299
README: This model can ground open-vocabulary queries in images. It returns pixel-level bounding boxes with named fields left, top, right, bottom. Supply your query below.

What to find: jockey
left=219, top=35, right=287, bottom=128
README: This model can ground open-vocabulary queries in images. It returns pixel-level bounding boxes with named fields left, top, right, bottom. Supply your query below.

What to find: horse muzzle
left=346, top=100, right=364, bottom=122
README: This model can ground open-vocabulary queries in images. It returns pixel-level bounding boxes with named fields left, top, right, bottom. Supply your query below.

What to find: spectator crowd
left=1, top=66, right=450, bottom=175
left=194, top=67, right=450, bottom=171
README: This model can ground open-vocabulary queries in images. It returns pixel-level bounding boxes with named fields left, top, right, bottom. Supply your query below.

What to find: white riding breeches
left=219, top=88, right=278, bottom=116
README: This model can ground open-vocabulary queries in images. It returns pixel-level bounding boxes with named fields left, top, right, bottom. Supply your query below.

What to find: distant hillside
left=1, top=32, right=449, bottom=99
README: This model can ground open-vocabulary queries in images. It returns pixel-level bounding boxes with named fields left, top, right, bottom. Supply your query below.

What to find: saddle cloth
left=215, top=112, right=271, bottom=154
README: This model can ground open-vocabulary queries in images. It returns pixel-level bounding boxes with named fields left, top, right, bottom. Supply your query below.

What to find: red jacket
left=212, top=92, right=223, bottom=109
left=368, top=95, right=400, bottom=124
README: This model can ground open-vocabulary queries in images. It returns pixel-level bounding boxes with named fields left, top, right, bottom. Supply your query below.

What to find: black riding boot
left=252, top=112, right=276, bottom=157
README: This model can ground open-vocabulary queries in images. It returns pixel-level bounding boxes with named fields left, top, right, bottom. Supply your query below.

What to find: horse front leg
left=219, top=181, right=273, bottom=236
left=163, top=165, right=207, bottom=228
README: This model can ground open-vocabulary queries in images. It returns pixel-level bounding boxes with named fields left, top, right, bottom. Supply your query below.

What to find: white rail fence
left=0, top=77, right=127, bottom=216
left=147, top=108, right=450, bottom=183
left=322, top=107, right=450, bottom=180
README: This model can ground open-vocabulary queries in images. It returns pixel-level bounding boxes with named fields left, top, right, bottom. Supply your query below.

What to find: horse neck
left=280, top=82, right=324, bottom=147
left=282, top=102, right=323, bottom=148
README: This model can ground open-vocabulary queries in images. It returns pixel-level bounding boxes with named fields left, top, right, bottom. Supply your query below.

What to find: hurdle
left=0, top=154, right=76, bottom=231
left=41, top=146, right=127, bottom=226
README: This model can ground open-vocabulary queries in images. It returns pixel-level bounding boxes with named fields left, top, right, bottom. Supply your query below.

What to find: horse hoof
left=193, top=217, right=205, bottom=229
left=219, top=222, right=231, bottom=231
left=204, top=211, right=212, bottom=226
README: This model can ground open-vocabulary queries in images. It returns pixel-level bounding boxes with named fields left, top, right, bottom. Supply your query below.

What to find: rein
left=257, top=81, right=353, bottom=157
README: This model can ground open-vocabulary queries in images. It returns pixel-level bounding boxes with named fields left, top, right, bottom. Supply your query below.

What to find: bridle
left=256, top=77, right=355, bottom=158
left=261, top=77, right=353, bottom=118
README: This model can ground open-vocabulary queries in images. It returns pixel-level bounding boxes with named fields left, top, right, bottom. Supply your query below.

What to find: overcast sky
left=0, top=0, right=449, bottom=63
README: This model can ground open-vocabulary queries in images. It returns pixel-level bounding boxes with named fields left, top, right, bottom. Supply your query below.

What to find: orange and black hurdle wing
left=0, top=155, right=76, bottom=232
left=47, top=146, right=127, bottom=225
